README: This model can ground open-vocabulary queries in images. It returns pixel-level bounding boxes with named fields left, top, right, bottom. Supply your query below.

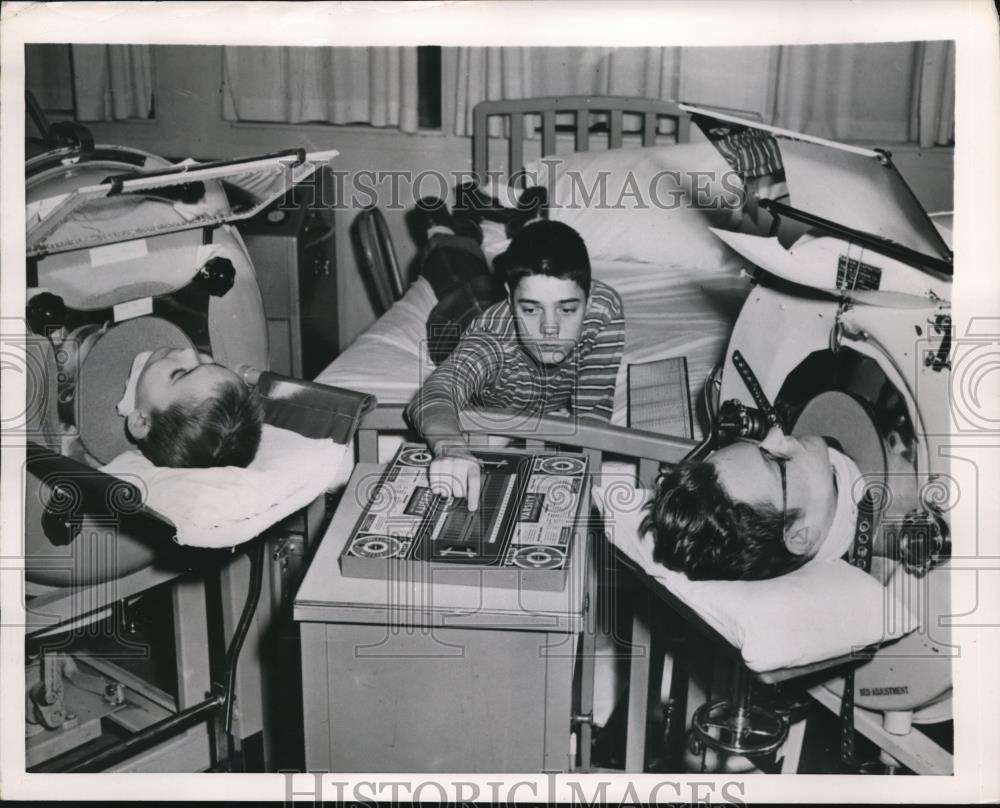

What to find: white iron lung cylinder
left=26, top=144, right=268, bottom=374
left=825, top=561, right=952, bottom=715
left=722, top=282, right=953, bottom=718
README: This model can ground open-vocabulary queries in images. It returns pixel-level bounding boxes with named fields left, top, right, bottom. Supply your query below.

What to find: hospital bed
left=316, top=96, right=749, bottom=431
left=21, top=130, right=371, bottom=772
left=314, top=96, right=954, bottom=774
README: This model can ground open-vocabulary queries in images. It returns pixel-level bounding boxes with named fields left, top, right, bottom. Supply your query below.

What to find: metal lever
left=29, top=653, right=70, bottom=730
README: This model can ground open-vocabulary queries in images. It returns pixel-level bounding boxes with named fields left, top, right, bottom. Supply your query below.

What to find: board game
left=339, top=444, right=589, bottom=591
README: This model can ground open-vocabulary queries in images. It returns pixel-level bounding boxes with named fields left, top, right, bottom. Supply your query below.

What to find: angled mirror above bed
left=680, top=103, right=953, bottom=278
left=26, top=148, right=339, bottom=257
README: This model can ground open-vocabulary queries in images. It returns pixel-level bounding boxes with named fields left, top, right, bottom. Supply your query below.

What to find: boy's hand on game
left=428, top=441, right=482, bottom=511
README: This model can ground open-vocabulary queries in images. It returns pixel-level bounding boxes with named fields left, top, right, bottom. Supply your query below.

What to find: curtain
left=772, top=41, right=955, bottom=147
left=914, top=40, right=955, bottom=148
left=452, top=43, right=955, bottom=147
left=222, top=47, right=419, bottom=133
left=677, top=47, right=778, bottom=122
left=452, top=47, right=682, bottom=137
left=71, top=44, right=154, bottom=121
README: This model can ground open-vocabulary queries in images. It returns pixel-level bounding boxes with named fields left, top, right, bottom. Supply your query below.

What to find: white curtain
left=453, top=43, right=954, bottom=147
left=71, top=44, right=154, bottom=121
left=677, top=46, right=778, bottom=122
left=913, top=40, right=956, bottom=148
left=452, top=47, right=682, bottom=137
left=222, top=47, right=419, bottom=133
left=772, top=41, right=955, bottom=147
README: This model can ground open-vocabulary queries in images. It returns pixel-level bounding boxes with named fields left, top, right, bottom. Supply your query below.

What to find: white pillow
left=101, top=425, right=353, bottom=548
left=593, top=482, right=920, bottom=673
left=526, top=142, right=744, bottom=269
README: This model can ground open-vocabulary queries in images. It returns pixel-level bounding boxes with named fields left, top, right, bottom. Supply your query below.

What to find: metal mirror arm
left=758, top=198, right=953, bottom=278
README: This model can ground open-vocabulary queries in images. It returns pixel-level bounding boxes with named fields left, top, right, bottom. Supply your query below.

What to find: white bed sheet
left=314, top=259, right=750, bottom=433
left=313, top=275, right=437, bottom=402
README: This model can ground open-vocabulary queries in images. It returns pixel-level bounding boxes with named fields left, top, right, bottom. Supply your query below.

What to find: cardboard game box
left=339, top=443, right=589, bottom=591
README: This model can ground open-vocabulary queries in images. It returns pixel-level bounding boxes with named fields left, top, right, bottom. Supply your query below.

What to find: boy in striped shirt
left=405, top=220, right=624, bottom=509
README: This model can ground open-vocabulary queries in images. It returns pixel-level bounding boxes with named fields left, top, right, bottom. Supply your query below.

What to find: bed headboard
left=472, top=95, right=691, bottom=187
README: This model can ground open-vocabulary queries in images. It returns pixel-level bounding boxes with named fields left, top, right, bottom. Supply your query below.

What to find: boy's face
left=509, top=275, right=587, bottom=365
left=709, top=427, right=839, bottom=557
left=134, top=347, right=236, bottom=415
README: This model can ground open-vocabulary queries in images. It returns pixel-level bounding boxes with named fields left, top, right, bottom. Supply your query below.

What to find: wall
left=77, top=45, right=955, bottom=353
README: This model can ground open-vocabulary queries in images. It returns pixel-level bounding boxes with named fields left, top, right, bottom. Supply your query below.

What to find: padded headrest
left=792, top=389, right=923, bottom=584
left=77, top=317, right=194, bottom=465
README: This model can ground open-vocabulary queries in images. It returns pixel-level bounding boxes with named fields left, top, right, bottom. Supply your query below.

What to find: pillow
left=593, top=482, right=920, bottom=673
left=525, top=142, right=744, bottom=269
left=101, top=424, right=353, bottom=548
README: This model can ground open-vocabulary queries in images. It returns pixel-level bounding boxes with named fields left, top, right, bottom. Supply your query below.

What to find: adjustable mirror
left=680, top=103, right=952, bottom=277
left=26, top=148, right=339, bottom=257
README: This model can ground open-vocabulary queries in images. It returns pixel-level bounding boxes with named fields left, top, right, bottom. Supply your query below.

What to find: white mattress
left=314, top=259, right=750, bottom=433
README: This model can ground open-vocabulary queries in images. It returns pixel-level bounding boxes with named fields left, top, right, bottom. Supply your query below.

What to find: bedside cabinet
left=237, top=184, right=339, bottom=379
left=293, top=462, right=596, bottom=773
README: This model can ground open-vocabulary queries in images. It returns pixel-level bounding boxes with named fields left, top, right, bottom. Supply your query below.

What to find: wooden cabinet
left=293, top=462, right=593, bottom=773
left=237, top=181, right=338, bottom=379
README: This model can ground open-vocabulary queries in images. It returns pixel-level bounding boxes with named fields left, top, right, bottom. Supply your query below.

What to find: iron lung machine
left=22, top=130, right=340, bottom=771
left=25, top=139, right=337, bottom=582
left=696, top=108, right=955, bottom=771
left=721, top=271, right=953, bottom=703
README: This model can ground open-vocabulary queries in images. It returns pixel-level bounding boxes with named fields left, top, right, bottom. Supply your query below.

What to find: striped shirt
left=714, top=128, right=784, bottom=180
left=406, top=279, right=625, bottom=442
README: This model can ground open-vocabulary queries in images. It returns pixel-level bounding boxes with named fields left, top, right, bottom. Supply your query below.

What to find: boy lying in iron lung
left=642, top=426, right=907, bottom=581
left=116, top=346, right=261, bottom=467
left=58, top=329, right=262, bottom=469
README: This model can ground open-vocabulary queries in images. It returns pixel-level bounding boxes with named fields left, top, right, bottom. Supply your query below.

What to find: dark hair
left=137, top=379, right=263, bottom=468
left=640, top=460, right=807, bottom=581
left=497, top=220, right=591, bottom=297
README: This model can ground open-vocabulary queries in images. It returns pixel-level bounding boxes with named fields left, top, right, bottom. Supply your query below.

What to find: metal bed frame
left=473, top=95, right=692, bottom=187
